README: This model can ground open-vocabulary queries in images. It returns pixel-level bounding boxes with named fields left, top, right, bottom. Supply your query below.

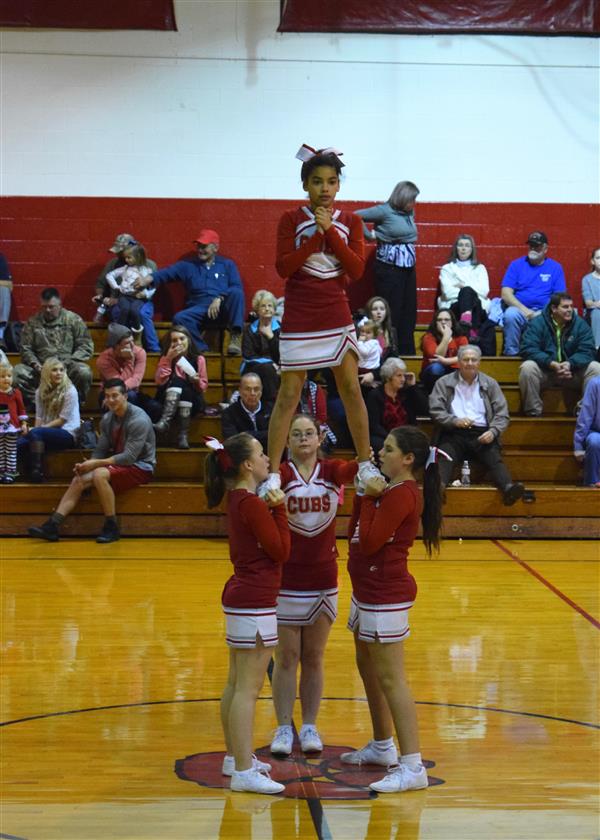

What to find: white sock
left=372, top=737, right=395, bottom=751
left=234, top=766, right=254, bottom=776
left=400, top=752, right=423, bottom=771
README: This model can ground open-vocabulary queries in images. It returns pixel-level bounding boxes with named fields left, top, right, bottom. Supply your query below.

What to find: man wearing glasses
left=14, top=287, right=93, bottom=410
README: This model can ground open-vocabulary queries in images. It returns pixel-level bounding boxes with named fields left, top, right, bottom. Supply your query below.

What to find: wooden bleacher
left=3, top=324, right=598, bottom=540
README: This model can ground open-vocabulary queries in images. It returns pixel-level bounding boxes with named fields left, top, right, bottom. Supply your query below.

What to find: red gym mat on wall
left=278, top=0, right=600, bottom=36
left=0, top=0, right=176, bottom=30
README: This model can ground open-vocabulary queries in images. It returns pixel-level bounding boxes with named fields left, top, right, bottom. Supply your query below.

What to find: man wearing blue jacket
left=519, top=292, right=600, bottom=415
left=136, top=229, right=245, bottom=355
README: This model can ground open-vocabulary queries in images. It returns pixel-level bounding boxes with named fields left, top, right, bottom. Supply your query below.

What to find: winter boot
left=30, top=439, right=45, bottom=483
left=131, top=325, right=144, bottom=346
left=153, top=387, right=182, bottom=434
left=177, top=401, right=192, bottom=449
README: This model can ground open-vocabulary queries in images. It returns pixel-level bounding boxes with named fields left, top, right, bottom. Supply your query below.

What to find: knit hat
left=106, top=324, right=133, bottom=348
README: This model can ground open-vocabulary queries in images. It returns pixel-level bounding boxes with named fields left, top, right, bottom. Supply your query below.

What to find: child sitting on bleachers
left=0, top=362, right=28, bottom=483
left=356, top=319, right=382, bottom=379
left=105, top=244, right=158, bottom=347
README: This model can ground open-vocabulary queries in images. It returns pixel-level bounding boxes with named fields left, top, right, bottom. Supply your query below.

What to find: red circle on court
left=175, top=745, right=444, bottom=799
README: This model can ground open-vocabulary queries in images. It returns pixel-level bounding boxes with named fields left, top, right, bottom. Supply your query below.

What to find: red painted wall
left=2, top=197, right=598, bottom=323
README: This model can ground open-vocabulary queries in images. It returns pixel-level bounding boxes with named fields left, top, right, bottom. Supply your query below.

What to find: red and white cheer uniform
left=276, top=207, right=365, bottom=370
left=222, top=489, right=290, bottom=648
left=347, top=481, right=421, bottom=643
left=277, top=458, right=357, bottom=625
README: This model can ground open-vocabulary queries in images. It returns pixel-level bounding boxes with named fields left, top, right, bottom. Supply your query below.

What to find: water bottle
left=461, top=460, right=471, bottom=487
left=96, top=303, right=107, bottom=315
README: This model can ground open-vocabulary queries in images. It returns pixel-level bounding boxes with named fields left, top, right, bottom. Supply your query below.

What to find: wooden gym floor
left=1, top=537, right=598, bottom=840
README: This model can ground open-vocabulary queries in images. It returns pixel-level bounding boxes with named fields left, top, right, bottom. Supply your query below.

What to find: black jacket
left=221, top=399, right=273, bottom=448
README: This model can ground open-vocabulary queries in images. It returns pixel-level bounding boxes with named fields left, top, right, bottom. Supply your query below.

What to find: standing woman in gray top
left=356, top=181, right=420, bottom=355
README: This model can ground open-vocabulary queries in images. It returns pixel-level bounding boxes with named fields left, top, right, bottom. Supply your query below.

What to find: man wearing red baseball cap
left=135, top=229, right=245, bottom=355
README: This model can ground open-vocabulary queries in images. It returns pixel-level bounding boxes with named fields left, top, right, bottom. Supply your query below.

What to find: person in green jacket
left=519, top=292, right=600, bottom=416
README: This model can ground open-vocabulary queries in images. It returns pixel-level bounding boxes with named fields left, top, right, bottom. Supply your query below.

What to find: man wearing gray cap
left=501, top=231, right=566, bottom=355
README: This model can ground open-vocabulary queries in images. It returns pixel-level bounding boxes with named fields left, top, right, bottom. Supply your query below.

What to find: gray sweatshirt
left=355, top=203, right=418, bottom=244
left=93, top=402, right=156, bottom=470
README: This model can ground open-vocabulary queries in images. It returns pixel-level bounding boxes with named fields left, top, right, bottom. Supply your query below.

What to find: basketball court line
left=3, top=697, right=597, bottom=730
left=492, top=539, right=600, bottom=629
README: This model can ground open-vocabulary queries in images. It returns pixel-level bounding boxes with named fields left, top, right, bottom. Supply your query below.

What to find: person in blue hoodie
left=519, top=292, right=600, bottom=416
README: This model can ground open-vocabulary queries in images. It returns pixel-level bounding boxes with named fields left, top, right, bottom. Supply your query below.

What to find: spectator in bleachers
left=17, top=357, right=79, bottom=483
left=14, top=288, right=93, bottom=411
left=97, top=324, right=161, bottom=422
left=366, top=357, right=419, bottom=456
left=574, top=376, right=600, bottom=487
left=438, top=234, right=491, bottom=313
left=355, top=181, right=420, bottom=355
left=95, top=234, right=148, bottom=315
left=582, top=247, right=600, bottom=350
left=154, top=326, right=208, bottom=449
left=363, top=295, right=398, bottom=356
left=297, top=377, right=337, bottom=453
left=501, top=231, right=566, bottom=356
left=0, top=361, right=28, bottom=483
left=0, top=252, right=13, bottom=352
left=28, top=378, right=156, bottom=544
left=136, top=229, right=245, bottom=356
left=519, top=292, right=600, bottom=416
left=105, top=243, right=160, bottom=351
left=452, top=286, right=497, bottom=357
left=429, top=344, right=524, bottom=505
left=355, top=296, right=398, bottom=387
left=356, top=319, right=382, bottom=388
left=420, top=309, right=468, bottom=393
left=221, top=372, right=272, bottom=449
left=241, top=290, right=281, bottom=403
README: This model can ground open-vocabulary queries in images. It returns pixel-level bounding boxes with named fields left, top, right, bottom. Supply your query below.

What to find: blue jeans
left=112, top=300, right=160, bottom=352
left=421, top=361, right=453, bottom=393
left=584, top=431, right=600, bottom=485
left=502, top=306, right=530, bottom=355
left=173, top=288, right=245, bottom=351
left=18, top=426, right=75, bottom=454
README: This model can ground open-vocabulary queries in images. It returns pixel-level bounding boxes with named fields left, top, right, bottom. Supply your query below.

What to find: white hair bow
left=425, top=446, right=452, bottom=470
left=295, top=144, right=345, bottom=166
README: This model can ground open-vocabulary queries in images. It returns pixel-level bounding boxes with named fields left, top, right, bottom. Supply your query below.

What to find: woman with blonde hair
left=241, top=290, right=281, bottom=403
left=18, top=357, right=80, bottom=482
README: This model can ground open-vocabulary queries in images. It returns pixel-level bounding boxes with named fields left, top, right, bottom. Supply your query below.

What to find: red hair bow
left=204, top=436, right=234, bottom=471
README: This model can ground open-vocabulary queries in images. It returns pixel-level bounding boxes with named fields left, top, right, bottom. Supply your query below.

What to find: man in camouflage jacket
left=14, top=287, right=93, bottom=409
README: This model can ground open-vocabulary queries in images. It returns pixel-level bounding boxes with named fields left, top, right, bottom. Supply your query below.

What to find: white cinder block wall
left=1, top=0, right=598, bottom=202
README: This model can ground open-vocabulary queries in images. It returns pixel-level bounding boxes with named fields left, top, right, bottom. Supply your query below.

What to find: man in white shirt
left=429, top=345, right=524, bottom=505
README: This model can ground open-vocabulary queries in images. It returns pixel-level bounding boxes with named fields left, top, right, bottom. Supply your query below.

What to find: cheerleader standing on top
left=270, top=414, right=358, bottom=756
left=341, top=426, right=444, bottom=793
left=261, top=145, right=382, bottom=497
left=204, top=432, right=290, bottom=795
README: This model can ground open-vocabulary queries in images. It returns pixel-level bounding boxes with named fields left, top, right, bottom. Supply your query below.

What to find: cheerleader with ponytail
left=204, top=432, right=290, bottom=794
left=341, top=426, right=445, bottom=793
